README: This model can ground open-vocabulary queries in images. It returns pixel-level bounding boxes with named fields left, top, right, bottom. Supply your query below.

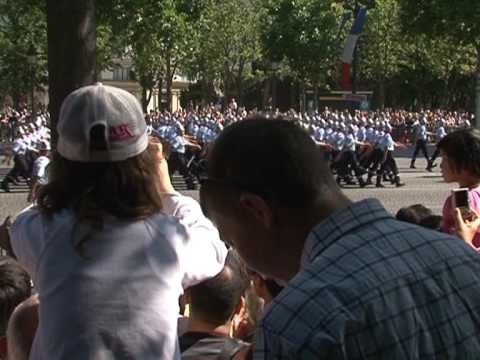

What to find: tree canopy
left=0, top=0, right=478, bottom=112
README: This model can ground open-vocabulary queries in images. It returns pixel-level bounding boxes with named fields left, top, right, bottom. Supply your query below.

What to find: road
left=0, top=151, right=451, bottom=221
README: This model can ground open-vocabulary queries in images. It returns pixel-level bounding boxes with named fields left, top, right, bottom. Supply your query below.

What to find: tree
left=359, top=0, right=402, bottom=109
left=102, top=0, right=198, bottom=112
left=400, top=0, right=480, bottom=123
left=190, top=0, right=264, bottom=106
left=46, top=0, right=97, bottom=141
left=0, top=0, right=47, bottom=107
left=263, top=0, right=339, bottom=110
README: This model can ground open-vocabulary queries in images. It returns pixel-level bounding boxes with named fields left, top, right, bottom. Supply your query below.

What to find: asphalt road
left=0, top=151, right=451, bottom=221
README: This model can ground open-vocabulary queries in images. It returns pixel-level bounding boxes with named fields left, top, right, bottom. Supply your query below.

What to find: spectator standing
left=438, top=128, right=480, bottom=250
left=201, top=117, right=480, bottom=359
left=5, top=84, right=227, bottom=359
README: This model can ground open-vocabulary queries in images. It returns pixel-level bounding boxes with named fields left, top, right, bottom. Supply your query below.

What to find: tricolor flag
left=340, top=7, right=368, bottom=90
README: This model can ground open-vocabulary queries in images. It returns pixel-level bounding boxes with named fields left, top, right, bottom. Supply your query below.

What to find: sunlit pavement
left=0, top=150, right=451, bottom=221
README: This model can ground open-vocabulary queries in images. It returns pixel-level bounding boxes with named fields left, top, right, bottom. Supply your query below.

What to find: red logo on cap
left=110, top=124, right=134, bottom=141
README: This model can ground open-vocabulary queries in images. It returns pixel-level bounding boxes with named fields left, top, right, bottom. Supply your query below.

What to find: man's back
left=255, top=199, right=480, bottom=359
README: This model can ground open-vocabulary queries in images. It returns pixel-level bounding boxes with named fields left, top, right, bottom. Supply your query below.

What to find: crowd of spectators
left=0, top=86, right=479, bottom=359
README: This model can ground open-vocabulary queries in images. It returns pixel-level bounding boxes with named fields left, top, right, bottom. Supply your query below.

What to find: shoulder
left=257, top=279, right=342, bottom=358
left=442, top=195, right=452, bottom=217
left=11, top=207, right=74, bottom=278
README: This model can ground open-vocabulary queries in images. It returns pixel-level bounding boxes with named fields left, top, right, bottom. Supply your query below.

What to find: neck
left=275, top=191, right=353, bottom=283
left=187, top=315, right=231, bottom=337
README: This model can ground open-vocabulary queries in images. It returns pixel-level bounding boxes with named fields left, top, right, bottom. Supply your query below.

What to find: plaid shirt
left=253, top=199, right=480, bottom=359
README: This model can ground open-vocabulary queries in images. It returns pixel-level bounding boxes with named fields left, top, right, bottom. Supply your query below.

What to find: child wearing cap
left=6, top=84, right=228, bottom=359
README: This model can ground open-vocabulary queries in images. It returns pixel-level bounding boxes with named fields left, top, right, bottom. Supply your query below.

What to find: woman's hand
left=453, top=208, right=480, bottom=250
left=149, top=137, right=176, bottom=195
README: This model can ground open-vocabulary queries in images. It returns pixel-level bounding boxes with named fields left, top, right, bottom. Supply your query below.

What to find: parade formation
left=2, top=106, right=471, bottom=195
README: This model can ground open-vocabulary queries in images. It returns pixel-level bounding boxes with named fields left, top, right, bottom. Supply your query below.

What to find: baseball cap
left=57, top=83, right=148, bottom=162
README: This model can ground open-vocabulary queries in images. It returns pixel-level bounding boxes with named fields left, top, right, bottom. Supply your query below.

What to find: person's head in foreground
left=6, top=295, right=39, bottom=360
left=9, top=83, right=227, bottom=359
left=200, top=117, right=351, bottom=282
left=37, top=83, right=164, bottom=225
left=181, top=251, right=249, bottom=355
left=395, top=204, right=433, bottom=225
left=0, top=257, right=31, bottom=360
left=201, top=116, right=480, bottom=358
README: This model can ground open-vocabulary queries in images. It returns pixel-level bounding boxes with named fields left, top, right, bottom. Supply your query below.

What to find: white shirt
left=32, top=156, right=50, bottom=185
left=11, top=193, right=227, bottom=360
left=12, top=138, right=27, bottom=155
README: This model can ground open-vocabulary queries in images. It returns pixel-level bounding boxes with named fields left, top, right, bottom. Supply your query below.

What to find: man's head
left=6, top=295, right=39, bottom=360
left=0, top=257, right=32, bottom=359
left=186, top=252, right=248, bottom=327
left=395, top=204, right=433, bottom=225
left=201, top=117, right=350, bottom=281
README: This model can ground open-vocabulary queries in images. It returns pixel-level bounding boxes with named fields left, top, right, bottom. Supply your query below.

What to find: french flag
left=340, top=7, right=368, bottom=90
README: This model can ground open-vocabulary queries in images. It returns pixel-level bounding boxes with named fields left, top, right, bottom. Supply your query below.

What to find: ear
left=234, top=295, right=246, bottom=317
left=182, top=289, right=192, bottom=306
left=251, top=275, right=267, bottom=299
left=239, top=193, right=274, bottom=229
left=0, top=335, right=7, bottom=359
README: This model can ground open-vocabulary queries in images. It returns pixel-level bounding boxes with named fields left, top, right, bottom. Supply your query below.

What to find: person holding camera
left=438, top=128, right=480, bottom=250
left=1, top=84, right=227, bottom=360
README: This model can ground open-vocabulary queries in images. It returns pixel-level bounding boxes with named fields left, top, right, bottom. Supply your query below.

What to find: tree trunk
left=157, top=76, right=163, bottom=111
left=166, top=56, right=173, bottom=113
left=475, top=47, right=480, bottom=128
left=313, top=85, right=319, bottom=112
left=289, top=80, right=296, bottom=110
left=262, top=79, right=271, bottom=110
left=378, top=80, right=386, bottom=110
left=236, top=61, right=245, bottom=106
left=46, top=0, right=96, bottom=146
left=299, top=82, right=306, bottom=113
left=141, top=87, right=148, bottom=113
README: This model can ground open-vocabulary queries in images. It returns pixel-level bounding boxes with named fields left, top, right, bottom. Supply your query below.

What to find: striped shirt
left=254, top=199, right=480, bottom=359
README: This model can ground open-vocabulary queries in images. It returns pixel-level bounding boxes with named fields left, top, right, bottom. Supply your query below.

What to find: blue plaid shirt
left=254, top=199, right=480, bottom=359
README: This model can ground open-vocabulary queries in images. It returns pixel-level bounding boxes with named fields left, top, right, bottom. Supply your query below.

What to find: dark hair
left=203, top=117, right=335, bottom=211
left=0, top=257, right=31, bottom=336
left=189, top=259, right=247, bottom=326
left=396, top=204, right=433, bottom=225
left=37, top=141, right=163, bottom=222
left=419, top=215, right=442, bottom=231
left=437, top=128, right=480, bottom=177
left=264, top=279, right=284, bottom=299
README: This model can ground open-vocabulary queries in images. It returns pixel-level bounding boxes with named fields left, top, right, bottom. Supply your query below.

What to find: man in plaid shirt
left=200, top=117, right=480, bottom=359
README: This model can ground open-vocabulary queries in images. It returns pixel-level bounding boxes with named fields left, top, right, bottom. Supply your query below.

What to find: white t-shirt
left=11, top=193, right=227, bottom=360
left=32, top=156, right=50, bottom=185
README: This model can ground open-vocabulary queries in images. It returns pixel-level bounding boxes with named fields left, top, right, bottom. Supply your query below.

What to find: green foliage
left=360, top=0, right=402, bottom=81
left=399, top=0, right=479, bottom=115
left=263, top=0, right=339, bottom=85
left=0, top=0, right=47, bottom=107
left=399, top=0, right=480, bottom=48
left=190, top=0, right=265, bottom=101
left=0, top=0, right=477, bottom=111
